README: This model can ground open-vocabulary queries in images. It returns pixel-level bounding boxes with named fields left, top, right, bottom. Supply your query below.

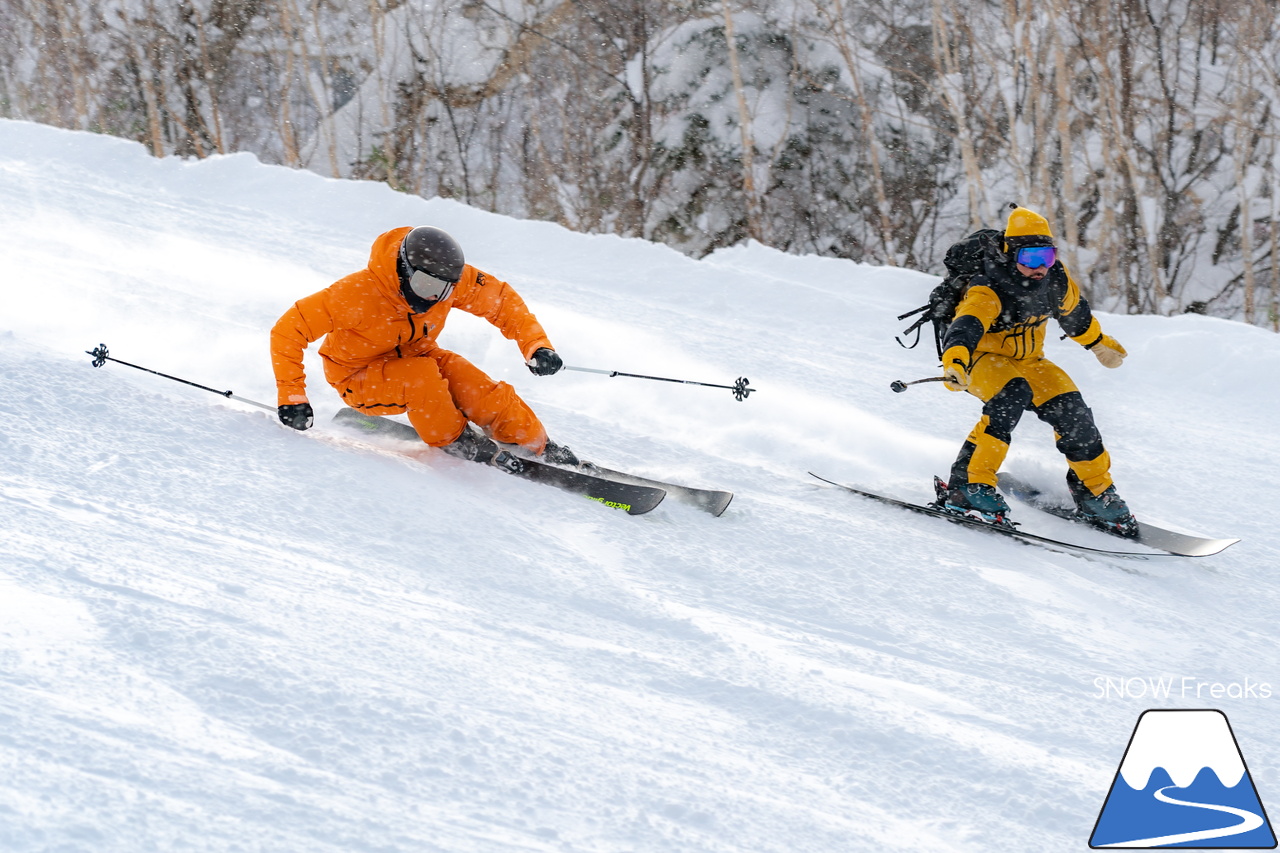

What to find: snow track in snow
left=2, top=119, right=1279, bottom=852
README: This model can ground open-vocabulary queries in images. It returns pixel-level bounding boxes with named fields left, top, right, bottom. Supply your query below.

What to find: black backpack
left=897, top=228, right=1003, bottom=359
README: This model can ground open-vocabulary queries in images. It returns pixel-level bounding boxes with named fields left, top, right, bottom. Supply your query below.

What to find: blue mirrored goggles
left=1015, top=246, right=1057, bottom=269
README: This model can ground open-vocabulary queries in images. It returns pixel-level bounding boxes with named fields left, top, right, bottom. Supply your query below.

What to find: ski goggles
left=400, top=243, right=457, bottom=302
left=407, top=269, right=455, bottom=302
left=1015, top=246, right=1057, bottom=269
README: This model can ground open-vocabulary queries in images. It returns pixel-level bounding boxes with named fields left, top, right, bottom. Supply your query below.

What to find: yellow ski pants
left=950, top=353, right=1113, bottom=496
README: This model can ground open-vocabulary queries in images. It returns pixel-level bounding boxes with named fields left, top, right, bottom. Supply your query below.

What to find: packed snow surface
left=2, top=119, right=1279, bottom=852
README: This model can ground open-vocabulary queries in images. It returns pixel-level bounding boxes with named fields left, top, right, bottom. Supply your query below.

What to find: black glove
left=278, top=402, right=314, bottom=430
left=526, top=347, right=563, bottom=376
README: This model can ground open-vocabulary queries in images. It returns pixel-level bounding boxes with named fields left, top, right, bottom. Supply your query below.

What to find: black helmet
left=400, top=226, right=464, bottom=283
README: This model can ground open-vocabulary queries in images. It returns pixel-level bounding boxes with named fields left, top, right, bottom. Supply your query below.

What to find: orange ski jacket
left=270, top=227, right=553, bottom=406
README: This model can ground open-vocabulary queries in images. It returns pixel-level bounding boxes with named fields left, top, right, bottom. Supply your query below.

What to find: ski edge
left=512, top=457, right=666, bottom=516
left=581, top=463, right=733, bottom=517
left=330, top=409, right=665, bottom=516
left=332, top=407, right=728, bottom=516
left=997, top=474, right=1240, bottom=558
left=808, top=472, right=1165, bottom=560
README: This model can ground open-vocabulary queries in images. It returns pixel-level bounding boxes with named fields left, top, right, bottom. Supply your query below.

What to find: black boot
left=1067, top=471, right=1138, bottom=537
left=542, top=439, right=580, bottom=467
left=440, top=425, right=499, bottom=464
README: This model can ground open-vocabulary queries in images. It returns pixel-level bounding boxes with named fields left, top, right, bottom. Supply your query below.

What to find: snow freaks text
left=1093, top=677, right=1273, bottom=700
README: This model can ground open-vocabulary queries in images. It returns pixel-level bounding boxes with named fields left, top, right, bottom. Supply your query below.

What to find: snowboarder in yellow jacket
left=939, top=205, right=1136, bottom=535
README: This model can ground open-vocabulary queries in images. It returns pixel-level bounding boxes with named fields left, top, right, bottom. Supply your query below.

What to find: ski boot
left=934, top=477, right=1014, bottom=527
left=1067, top=472, right=1138, bottom=538
left=542, top=439, right=580, bottom=467
left=440, top=425, right=500, bottom=465
left=442, top=427, right=530, bottom=473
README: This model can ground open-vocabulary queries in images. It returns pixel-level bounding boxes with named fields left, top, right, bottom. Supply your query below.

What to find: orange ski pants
left=326, top=350, right=547, bottom=451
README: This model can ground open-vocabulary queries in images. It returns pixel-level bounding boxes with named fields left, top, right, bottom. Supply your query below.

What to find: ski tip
left=613, top=489, right=666, bottom=515
left=332, top=408, right=422, bottom=441
left=1208, top=538, right=1242, bottom=556
left=702, top=492, right=733, bottom=517
left=1156, top=536, right=1241, bottom=558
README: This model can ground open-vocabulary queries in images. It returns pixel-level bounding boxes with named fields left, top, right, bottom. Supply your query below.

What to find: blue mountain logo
left=1091, top=709, right=1276, bottom=848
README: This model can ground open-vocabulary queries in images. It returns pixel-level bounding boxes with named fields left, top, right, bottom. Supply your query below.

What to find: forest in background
left=2, top=0, right=1277, bottom=328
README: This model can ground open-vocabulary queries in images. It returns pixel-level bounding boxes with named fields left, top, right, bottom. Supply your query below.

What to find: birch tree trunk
left=122, top=1, right=167, bottom=158
left=722, top=2, right=763, bottom=243
left=51, top=3, right=90, bottom=130
left=1048, top=0, right=1082, bottom=285
left=816, top=0, right=895, bottom=262
left=930, top=0, right=988, bottom=231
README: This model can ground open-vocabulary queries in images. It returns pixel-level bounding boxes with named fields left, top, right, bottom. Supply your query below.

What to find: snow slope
left=2, top=119, right=1279, bottom=852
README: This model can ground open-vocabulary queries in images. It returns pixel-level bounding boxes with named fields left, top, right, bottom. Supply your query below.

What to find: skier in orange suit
left=270, top=225, right=577, bottom=465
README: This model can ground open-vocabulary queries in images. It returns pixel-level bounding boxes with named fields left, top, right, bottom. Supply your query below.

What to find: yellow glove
left=1086, top=334, right=1126, bottom=368
left=941, top=346, right=970, bottom=391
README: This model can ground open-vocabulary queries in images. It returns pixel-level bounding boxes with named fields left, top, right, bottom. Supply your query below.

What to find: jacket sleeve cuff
left=521, top=339, right=553, bottom=361
left=942, top=345, right=970, bottom=368
left=1071, top=317, right=1103, bottom=348
left=278, top=391, right=309, bottom=407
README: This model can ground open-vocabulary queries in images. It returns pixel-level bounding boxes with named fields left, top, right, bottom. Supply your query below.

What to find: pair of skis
left=333, top=409, right=1236, bottom=559
left=84, top=346, right=1235, bottom=555
left=84, top=343, right=736, bottom=518
left=331, top=408, right=732, bottom=517
left=809, top=472, right=1238, bottom=559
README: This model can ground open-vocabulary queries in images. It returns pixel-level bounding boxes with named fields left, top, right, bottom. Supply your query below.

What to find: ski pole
left=86, top=343, right=276, bottom=412
left=889, top=375, right=956, bottom=393
left=564, top=365, right=755, bottom=401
